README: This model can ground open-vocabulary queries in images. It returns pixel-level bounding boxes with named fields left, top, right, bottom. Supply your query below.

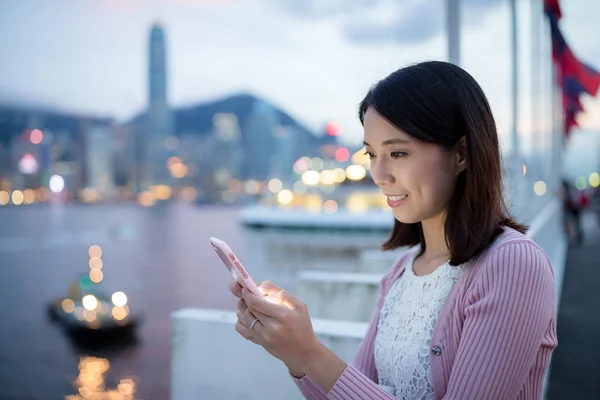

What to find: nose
left=370, top=159, right=395, bottom=187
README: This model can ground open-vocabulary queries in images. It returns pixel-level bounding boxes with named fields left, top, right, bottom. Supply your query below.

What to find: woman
left=230, top=61, right=557, bottom=399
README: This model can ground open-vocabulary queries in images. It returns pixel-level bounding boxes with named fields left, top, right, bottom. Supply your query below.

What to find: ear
left=455, top=136, right=467, bottom=175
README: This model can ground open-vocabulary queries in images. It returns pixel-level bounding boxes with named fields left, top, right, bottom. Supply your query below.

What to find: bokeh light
left=89, top=245, right=103, bottom=258
left=82, top=295, right=98, bottom=311
left=90, top=269, right=103, bottom=284
left=30, top=129, right=43, bottom=144
left=62, top=299, right=75, bottom=313
left=323, top=200, right=338, bottom=214
left=310, top=158, right=324, bottom=171
left=18, top=154, right=38, bottom=175
left=533, top=181, right=547, bottom=196
left=320, top=170, right=336, bottom=185
left=333, top=168, right=346, bottom=183
left=292, top=181, right=307, bottom=195
left=293, top=157, right=310, bottom=175
left=49, top=175, right=65, bottom=193
left=89, top=258, right=103, bottom=269
left=305, top=194, right=322, bottom=213
left=112, top=291, right=128, bottom=307
left=346, top=165, right=367, bottom=181
left=575, top=176, right=588, bottom=190
left=277, top=189, right=293, bottom=205
left=11, top=190, right=24, bottom=205
left=589, top=172, right=600, bottom=188
left=180, top=186, right=198, bottom=201
left=302, top=170, right=321, bottom=186
left=23, top=189, right=36, bottom=204
left=335, top=147, right=350, bottom=163
left=112, top=306, right=128, bottom=321
left=0, top=191, right=9, bottom=205
left=138, top=191, right=156, bottom=207
left=347, top=194, right=369, bottom=213
left=268, top=179, right=283, bottom=193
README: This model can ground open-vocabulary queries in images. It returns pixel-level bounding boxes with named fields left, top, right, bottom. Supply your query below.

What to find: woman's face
left=363, top=108, right=466, bottom=225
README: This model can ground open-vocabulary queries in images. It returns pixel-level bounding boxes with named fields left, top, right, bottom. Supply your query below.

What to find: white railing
left=171, top=198, right=566, bottom=399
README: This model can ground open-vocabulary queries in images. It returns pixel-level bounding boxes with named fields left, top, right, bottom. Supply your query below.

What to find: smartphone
left=209, top=237, right=262, bottom=297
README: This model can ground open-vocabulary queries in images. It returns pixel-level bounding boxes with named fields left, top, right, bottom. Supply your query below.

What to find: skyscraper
left=143, top=22, right=174, bottom=189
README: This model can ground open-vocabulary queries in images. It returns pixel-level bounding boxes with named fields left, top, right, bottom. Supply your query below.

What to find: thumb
left=268, top=288, right=303, bottom=311
left=258, top=280, right=282, bottom=296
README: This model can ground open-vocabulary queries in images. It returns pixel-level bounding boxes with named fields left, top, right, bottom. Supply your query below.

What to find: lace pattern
left=374, top=254, right=465, bottom=399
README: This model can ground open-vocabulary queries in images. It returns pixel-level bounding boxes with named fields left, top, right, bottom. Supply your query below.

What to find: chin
left=392, top=209, right=421, bottom=225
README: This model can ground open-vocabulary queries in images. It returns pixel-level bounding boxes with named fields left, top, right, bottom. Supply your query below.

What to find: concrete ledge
left=296, top=271, right=381, bottom=322
left=171, top=308, right=367, bottom=400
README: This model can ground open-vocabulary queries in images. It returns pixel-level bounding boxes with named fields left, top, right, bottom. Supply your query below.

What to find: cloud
left=323, top=0, right=505, bottom=45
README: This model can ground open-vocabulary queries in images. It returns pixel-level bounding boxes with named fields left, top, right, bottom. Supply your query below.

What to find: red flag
left=544, top=0, right=562, bottom=20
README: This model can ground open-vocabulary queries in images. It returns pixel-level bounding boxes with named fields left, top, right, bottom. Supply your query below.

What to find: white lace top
left=374, top=253, right=465, bottom=399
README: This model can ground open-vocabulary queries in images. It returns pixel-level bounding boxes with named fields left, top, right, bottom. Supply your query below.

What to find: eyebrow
left=363, top=138, right=411, bottom=147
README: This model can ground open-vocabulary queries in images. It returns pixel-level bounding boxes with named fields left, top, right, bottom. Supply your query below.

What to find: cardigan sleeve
left=292, top=253, right=412, bottom=399
left=442, top=242, right=557, bottom=399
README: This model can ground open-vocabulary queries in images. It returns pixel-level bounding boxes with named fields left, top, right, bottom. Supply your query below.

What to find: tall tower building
left=144, top=22, right=174, bottom=189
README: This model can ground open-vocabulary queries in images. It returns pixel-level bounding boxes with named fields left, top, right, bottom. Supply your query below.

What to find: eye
left=364, top=151, right=375, bottom=159
left=391, top=151, right=406, bottom=159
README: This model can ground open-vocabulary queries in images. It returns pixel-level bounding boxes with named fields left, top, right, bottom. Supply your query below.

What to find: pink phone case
left=209, top=237, right=262, bottom=297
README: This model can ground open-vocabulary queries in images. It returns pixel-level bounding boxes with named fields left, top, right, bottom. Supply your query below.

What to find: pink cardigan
left=293, top=227, right=558, bottom=399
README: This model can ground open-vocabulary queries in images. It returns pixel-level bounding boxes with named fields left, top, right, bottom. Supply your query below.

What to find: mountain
left=134, top=92, right=319, bottom=139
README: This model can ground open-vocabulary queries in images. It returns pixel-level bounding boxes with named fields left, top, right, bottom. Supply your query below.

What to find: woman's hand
left=228, top=280, right=321, bottom=376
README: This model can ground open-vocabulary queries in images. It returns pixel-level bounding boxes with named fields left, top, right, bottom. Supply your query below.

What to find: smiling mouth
left=387, top=195, right=408, bottom=201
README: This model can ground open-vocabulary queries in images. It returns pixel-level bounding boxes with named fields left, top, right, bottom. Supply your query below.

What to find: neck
left=420, top=213, right=450, bottom=259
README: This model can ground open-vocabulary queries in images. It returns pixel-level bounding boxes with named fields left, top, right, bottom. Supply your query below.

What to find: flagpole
left=447, top=0, right=460, bottom=65
left=509, top=0, right=522, bottom=215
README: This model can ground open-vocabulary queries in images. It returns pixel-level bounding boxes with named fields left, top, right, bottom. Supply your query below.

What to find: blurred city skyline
left=1, top=0, right=600, bottom=146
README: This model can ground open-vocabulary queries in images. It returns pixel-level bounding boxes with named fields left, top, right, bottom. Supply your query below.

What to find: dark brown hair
left=359, top=61, right=527, bottom=266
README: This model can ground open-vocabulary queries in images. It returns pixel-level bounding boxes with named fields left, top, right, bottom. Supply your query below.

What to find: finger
left=237, top=299, right=247, bottom=313
left=235, top=321, right=259, bottom=344
left=236, top=311, right=247, bottom=327
left=242, top=287, right=286, bottom=318
left=260, top=288, right=302, bottom=311
left=243, top=308, right=259, bottom=328
left=257, top=280, right=282, bottom=296
left=229, top=281, right=243, bottom=298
